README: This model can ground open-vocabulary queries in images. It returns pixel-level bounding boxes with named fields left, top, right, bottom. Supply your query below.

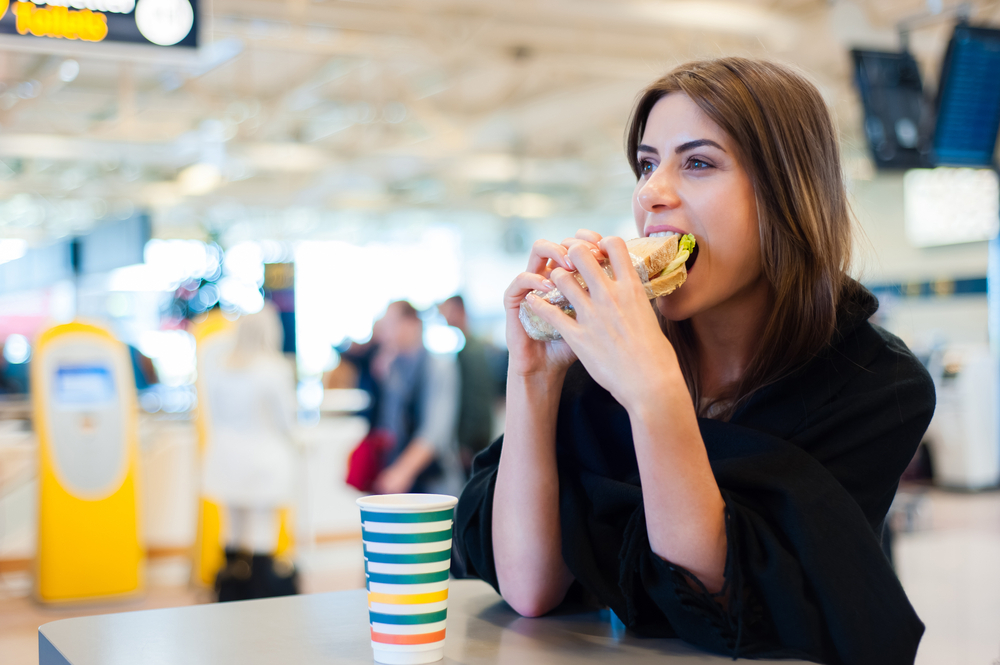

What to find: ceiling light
left=3, top=334, right=31, bottom=365
left=178, top=163, right=222, bottom=196
left=633, top=1, right=793, bottom=38
left=135, top=0, right=195, bottom=46
left=0, top=239, right=28, bottom=264
left=494, top=192, right=553, bottom=219
left=58, top=59, right=80, bottom=83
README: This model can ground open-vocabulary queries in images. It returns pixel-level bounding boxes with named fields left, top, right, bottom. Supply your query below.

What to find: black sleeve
left=613, top=334, right=934, bottom=665
left=612, top=423, right=925, bottom=665
left=450, top=434, right=503, bottom=589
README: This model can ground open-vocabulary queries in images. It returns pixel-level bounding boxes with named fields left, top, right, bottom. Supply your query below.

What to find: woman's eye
left=639, top=159, right=656, bottom=175
left=686, top=157, right=713, bottom=170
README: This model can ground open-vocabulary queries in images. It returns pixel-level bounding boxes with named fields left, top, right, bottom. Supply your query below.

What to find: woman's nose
left=637, top=168, right=681, bottom=212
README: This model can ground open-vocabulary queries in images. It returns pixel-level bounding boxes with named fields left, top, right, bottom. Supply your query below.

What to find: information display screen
left=0, top=0, right=198, bottom=49
left=55, top=365, right=116, bottom=406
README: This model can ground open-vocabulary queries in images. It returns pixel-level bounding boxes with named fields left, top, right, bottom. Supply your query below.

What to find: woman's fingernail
left=526, top=292, right=538, bottom=302
left=565, top=257, right=576, bottom=271
left=542, top=279, right=556, bottom=291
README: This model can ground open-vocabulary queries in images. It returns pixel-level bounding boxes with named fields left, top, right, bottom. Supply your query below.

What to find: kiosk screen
left=55, top=365, right=116, bottom=406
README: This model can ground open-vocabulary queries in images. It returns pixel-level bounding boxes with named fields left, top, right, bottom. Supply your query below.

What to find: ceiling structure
left=0, top=0, right=998, bottom=245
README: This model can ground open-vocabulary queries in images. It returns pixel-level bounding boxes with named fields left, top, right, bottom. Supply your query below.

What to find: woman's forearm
left=628, top=378, right=728, bottom=593
left=492, top=371, right=574, bottom=617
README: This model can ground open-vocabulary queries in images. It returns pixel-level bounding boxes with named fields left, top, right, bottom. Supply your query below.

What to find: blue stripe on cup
left=364, top=548, right=452, bottom=564
left=362, top=529, right=452, bottom=544
left=366, top=570, right=450, bottom=585
left=369, top=609, right=448, bottom=625
left=361, top=509, right=454, bottom=524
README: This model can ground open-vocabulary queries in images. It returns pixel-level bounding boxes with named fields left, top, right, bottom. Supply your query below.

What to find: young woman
left=453, top=58, right=934, bottom=665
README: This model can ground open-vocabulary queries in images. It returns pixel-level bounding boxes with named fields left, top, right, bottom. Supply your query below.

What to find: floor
left=892, top=488, right=1000, bottom=665
left=1, top=489, right=998, bottom=665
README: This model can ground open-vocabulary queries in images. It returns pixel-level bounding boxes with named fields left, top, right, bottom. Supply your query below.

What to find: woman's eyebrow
left=637, top=144, right=658, bottom=155
left=675, top=139, right=725, bottom=153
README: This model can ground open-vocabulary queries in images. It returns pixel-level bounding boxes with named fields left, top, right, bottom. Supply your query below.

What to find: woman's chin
left=655, top=291, right=696, bottom=322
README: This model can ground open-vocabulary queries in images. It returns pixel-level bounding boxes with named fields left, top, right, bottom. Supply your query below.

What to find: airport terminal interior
left=1, top=1, right=1000, bottom=664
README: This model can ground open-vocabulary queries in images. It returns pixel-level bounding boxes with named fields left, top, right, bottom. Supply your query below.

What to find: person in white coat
left=201, top=303, right=298, bottom=600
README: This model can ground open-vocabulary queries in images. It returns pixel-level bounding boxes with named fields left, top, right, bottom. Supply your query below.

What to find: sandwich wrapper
left=519, top=234, right=695, bottom=342
left=519, top=251, right=654, bottom=342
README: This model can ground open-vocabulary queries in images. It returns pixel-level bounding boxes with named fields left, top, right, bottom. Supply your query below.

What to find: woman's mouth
left=647, top=230, right=699, bottom=273
left=686, top=242, right=699, bottom=272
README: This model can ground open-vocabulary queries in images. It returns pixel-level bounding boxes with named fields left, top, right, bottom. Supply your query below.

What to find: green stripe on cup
left=362, top=529, right=452, bottom=544
left=364, top=548, right=452, bottom=564
left=367, top=570, right=450, bottom=584
left=368, top=610, right=448, bottom=625
left=361, top=509, right=454, bottom=524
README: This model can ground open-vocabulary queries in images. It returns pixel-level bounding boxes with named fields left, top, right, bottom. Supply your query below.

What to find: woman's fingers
left=602, top=236, right=644, bottom=290
left=548, top=266, right=590, bottom=313
left=561, top=237, right=605, bottom=263
left=504, top=272, right=557, bottom=309
left=527, top=239, right=575, bottom=275
left=566, top=243, right=612, bottom=301
left=524, top=292, right=580, bottom=341
left=561, top=229, right=606, bottom=261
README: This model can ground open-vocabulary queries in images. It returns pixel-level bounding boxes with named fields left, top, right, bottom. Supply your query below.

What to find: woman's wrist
left=621, top=360, right=688, bottom=420
left=504, top=369, right=565, bottom=450
left=507, top=364, right=569, bottom=396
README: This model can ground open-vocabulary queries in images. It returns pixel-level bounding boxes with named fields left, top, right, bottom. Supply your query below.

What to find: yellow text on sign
left=14, top=2, right=108, bottom=42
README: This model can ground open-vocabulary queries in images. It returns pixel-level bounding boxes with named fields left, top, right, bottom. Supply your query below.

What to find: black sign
left=0, top=0, right=198, bottom=49
left=851, top=49, right=933, bottom=170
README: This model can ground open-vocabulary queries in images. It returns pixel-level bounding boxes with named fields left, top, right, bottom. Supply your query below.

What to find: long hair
left=226, top=302, right=285, bottom=369
left=625, top=57, right=856, bottom=419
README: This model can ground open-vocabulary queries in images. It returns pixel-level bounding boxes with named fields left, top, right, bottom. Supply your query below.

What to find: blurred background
left=1, top=0, right=999, bottom=663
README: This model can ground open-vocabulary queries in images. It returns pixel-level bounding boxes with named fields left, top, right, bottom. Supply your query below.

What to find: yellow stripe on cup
left=368, top=589, right=449, bottom=607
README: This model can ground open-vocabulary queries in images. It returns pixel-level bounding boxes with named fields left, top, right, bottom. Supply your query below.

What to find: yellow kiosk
left=31, top=322, right=144, bottom=604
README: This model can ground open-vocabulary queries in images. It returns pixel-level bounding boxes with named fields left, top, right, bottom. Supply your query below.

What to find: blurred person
left=454, top=58, right=934, bottom=665
left=324, top=335, right=381, bottom=429
left=370, top=301, right=463, bottom=496
left=201, top=302, right=299, bottom=601
left=438, top=295, right=496, bottom=475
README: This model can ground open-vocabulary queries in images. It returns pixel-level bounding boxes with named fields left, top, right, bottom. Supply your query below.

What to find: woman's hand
left=524, top=236, right=682, bottom=412
left=505, top=237, right=582, bottom=379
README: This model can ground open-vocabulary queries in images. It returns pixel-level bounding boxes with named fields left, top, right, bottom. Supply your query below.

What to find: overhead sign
left=0, top=0, right=197, bottom=49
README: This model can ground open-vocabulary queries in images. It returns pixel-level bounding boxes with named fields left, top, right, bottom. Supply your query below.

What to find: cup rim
left=357, top=493, right=458, bottom=513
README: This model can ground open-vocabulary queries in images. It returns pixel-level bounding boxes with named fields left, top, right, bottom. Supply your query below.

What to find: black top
left=452, top=284, right=935, bottom=665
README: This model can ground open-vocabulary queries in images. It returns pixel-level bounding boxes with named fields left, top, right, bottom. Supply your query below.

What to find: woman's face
left=632, top=93, right=763, bottom=322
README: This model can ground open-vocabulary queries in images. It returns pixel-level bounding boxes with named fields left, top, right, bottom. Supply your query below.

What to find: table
left=39, top=579, right=801, bottom=664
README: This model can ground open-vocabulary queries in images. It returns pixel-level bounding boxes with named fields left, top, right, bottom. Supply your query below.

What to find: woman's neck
left=689, top=276, right=772, bottom=401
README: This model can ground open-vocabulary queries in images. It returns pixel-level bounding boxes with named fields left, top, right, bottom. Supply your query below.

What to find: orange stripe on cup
left=368, top=590, right=449, bottom=606
left=371, top=629, right=446, bottom=645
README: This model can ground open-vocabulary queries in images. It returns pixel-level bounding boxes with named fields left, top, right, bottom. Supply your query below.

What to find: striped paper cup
left=358, top=494, right=458, bottom=665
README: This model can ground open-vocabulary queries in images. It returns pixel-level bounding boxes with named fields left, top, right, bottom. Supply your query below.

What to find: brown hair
left=388, top=300, right=421, bottom=321
left=625, top=57, right=856, bottom=419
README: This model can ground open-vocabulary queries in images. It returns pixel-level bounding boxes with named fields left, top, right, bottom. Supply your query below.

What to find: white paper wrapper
left=518, top=253, right=651, bottom=342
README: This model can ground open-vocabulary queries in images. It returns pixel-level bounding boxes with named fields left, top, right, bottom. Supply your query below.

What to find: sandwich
left=519, top=232, right=696, bottom=341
